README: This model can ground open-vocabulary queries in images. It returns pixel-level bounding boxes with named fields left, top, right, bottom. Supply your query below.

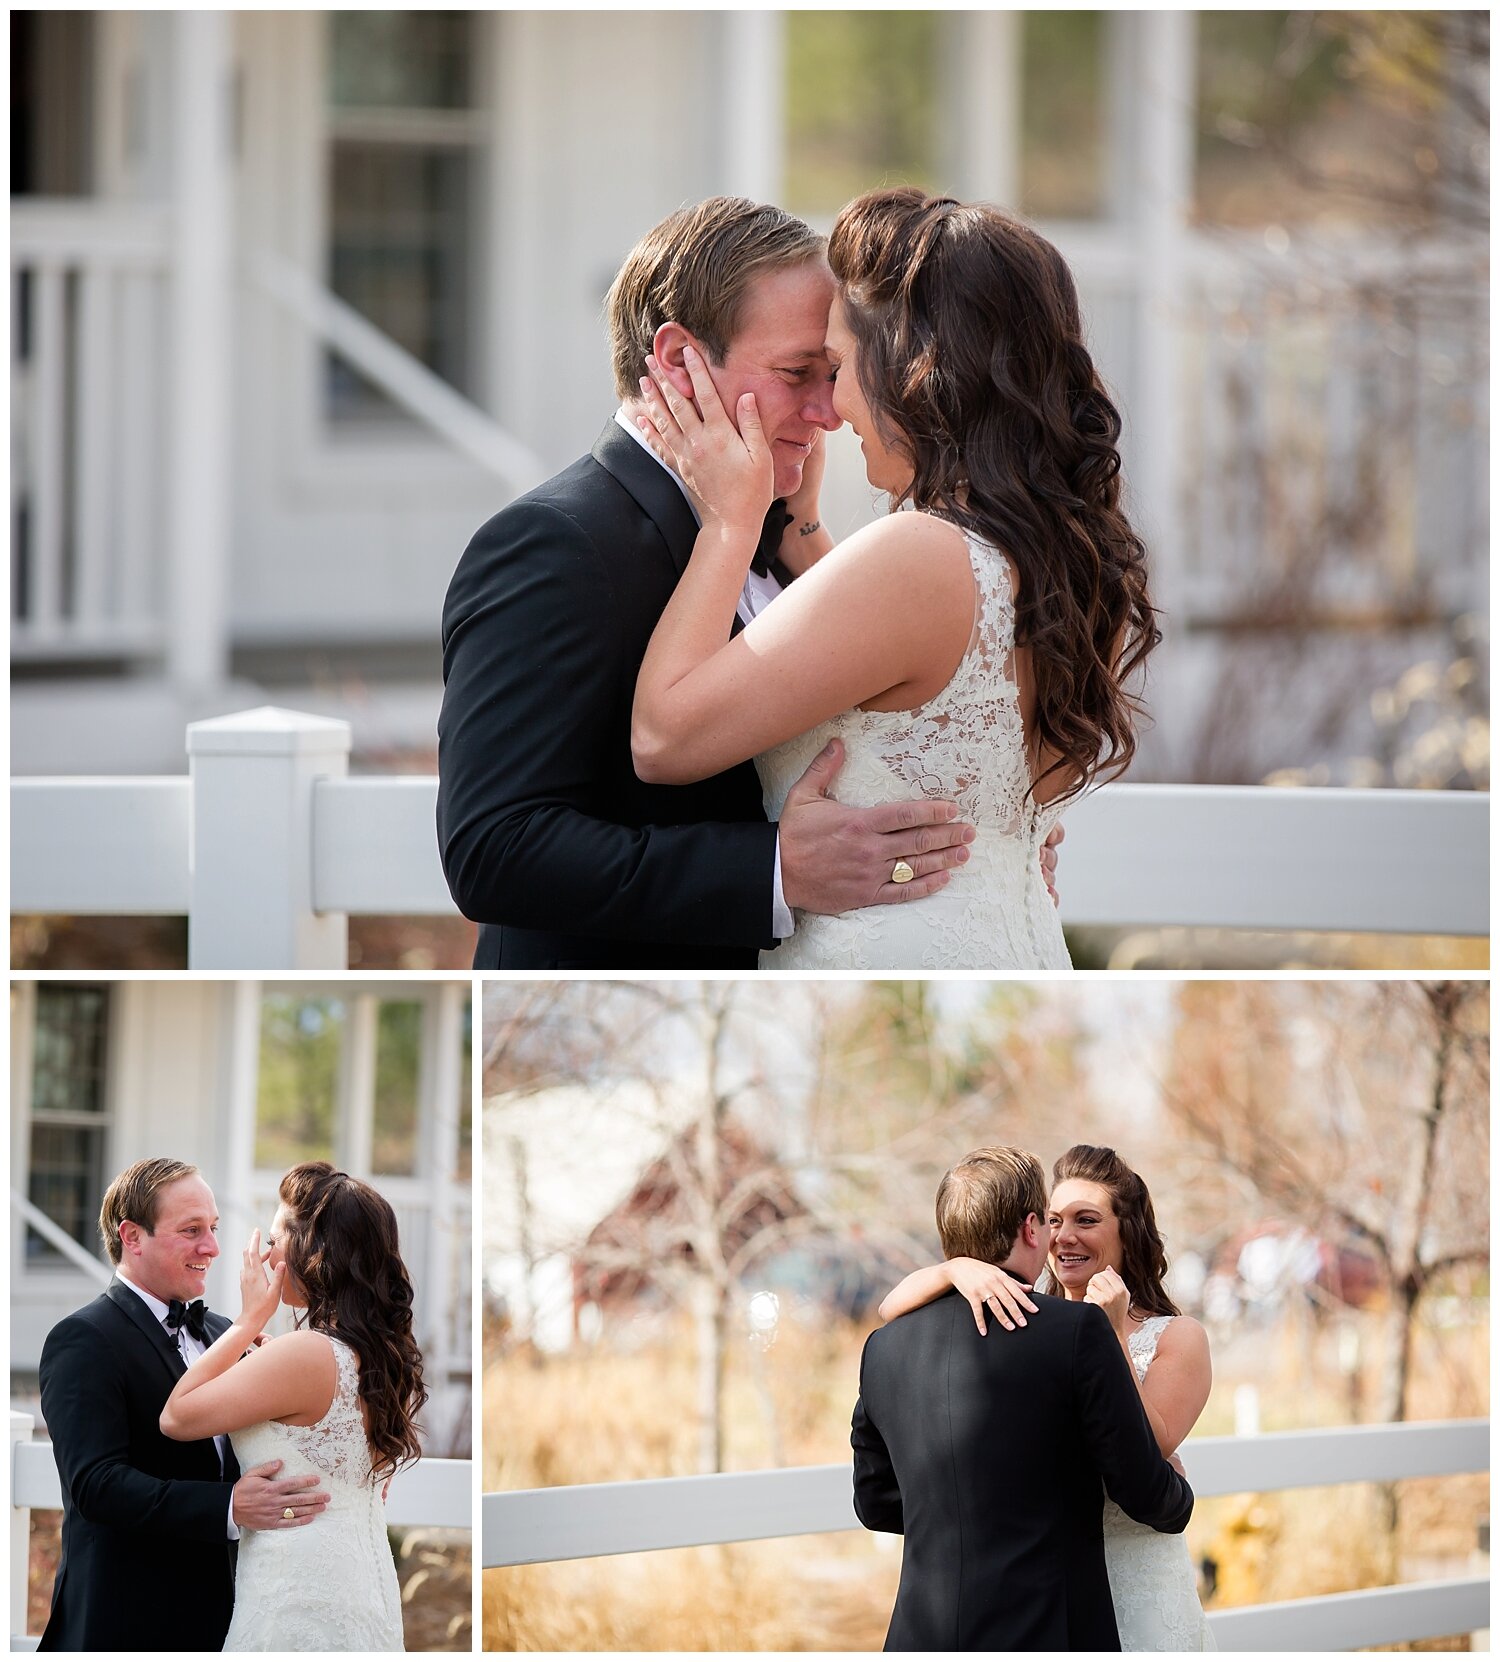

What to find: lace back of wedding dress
left=279, top=1332, right=371, bottom=1486
left=757, top=522, right=1072, bottom=969
left=224, top=1333, right=406, bottom=1652
left=855, top=526, right=1038, bottom=835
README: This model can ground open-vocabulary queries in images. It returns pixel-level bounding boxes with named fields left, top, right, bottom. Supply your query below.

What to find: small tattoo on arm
left=797, top=519, right=821, bottom=538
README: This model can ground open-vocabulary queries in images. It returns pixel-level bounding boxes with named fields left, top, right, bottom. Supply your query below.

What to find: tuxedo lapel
left=591, top=420, right=699, bottom=577
left=105, top=1277, right=189, bottom=1384
left=591, top=419, right=795, bottom=620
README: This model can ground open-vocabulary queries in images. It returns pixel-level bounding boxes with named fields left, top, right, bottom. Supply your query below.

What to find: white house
left=12, top=11, right=1486, bottom=781
left=10, top=977, right=472, bottom=1451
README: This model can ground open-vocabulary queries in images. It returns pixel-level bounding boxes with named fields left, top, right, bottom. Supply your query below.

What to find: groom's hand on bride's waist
left=778, top=740, right=977, bottom=915
left=232, top=1459, right=331, bottom=1530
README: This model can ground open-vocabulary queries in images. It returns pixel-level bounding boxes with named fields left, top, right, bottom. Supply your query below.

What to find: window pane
left=326, top=143, right=473, bottom=421
left=28, top=984, right=110, bottom=1263
left=373, top=1000, right=422, bottom=1177
left=329, top=11, right=475, bottom=111
left=257, top=997, right=343, bottom=1169
left=28, top=1122, right=107, bottom=1263
left=785, top=12, right=940, bottom=217
left=31, top=984, right=109, bottom=1116
left=1020, top=13, right=1104, bottom=219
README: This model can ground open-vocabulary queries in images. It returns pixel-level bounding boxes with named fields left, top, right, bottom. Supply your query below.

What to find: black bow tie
left=750, top=501, right=793, bottom=580
left=164, top=1298, right=209, bottom=1343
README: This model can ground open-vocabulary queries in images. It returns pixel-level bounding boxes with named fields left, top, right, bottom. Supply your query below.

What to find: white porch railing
left=10, top=1410, right=470, bottom=1651
left=11, top=201, right=172, bottom=663
left=483, top=1419, right=1489, bottom=1652
left=9, top=707, right=1489, bottom=970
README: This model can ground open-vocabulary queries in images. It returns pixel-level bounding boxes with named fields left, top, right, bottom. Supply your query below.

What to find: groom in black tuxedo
left=37, top=1158, right=330, bottom=1651
left=852, top=1147, right=1193, bottom=1651
left=437, top=196, right=981, bottom=969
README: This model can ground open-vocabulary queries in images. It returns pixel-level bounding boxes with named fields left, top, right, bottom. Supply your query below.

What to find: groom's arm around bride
left=35, top=1159, right=329, bottom=1652
left=38, top=1293, right=330, bottom=1651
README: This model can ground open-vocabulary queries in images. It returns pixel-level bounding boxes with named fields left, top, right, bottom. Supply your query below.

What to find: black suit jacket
left=851, top=1289, right=1194, bottom=1652
left=437, top=420, right=782, bottom=968
left=38, top=1278, right=240, bottom=1652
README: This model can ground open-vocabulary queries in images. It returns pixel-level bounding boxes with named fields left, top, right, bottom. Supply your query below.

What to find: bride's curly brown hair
left=827, top=187, right=1160, bottom=801
left=278, top=1161, right=427, bottom=1479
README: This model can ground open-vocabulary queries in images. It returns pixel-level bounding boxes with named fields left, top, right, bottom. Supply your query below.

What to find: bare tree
left=1160, top=979, right=1488, bottom=1425
left=487, top=981, right=809, bottom=1472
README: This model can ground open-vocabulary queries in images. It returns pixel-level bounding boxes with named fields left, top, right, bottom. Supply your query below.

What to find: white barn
left=10, top=977, right=472, bottom=1451
left=12, top=11, right=1486, bottom=780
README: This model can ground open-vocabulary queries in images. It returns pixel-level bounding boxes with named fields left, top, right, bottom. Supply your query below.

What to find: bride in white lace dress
left=881, top=1144, right=1214, bottom=1650
left=161, top=1162, right=428, bottom=1652
left=630, top=187, right=1157, bottom=969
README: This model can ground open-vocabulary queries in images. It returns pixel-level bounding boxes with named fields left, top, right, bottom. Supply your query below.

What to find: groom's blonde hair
left=99, top=1157, right=198, bottom=1264
left=936, top=1147, right=1048, bottom=1265
left=606, top=196, right=825, bottom=399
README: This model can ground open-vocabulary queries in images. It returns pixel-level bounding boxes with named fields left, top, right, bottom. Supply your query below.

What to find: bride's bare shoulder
left=1157, top=1313, right=1211, bottom=1362
left=262, top=1327, right=341, bottom=1375
left=817, top=510, right=975, bottom=599
left=839, top=508, right=972, bottom=558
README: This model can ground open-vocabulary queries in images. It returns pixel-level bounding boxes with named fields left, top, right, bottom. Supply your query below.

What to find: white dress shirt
left=117, top=1269, right=239, bottom=1538
left=615, top=407, right=794, bottom=938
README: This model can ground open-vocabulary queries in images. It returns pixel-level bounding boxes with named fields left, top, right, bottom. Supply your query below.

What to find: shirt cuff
left=771, top=833, right=794, bottom=940
left=227, top=1490, right=240, bottom=1541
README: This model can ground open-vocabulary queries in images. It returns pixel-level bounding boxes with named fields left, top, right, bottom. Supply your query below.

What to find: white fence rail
left=10, top=1410, right=469, bottom=1650
left=10, top=707, right=1488, bottom=969
left=483, top=1419, right=1488, bottom=1652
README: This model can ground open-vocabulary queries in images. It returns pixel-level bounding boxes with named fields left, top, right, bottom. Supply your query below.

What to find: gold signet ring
left=891, top=860, right=915, bottom=884
left=283, top=1506, right=296, bottom=1520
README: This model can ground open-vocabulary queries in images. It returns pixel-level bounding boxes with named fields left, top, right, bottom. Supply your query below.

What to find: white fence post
left=186, top=707, right=350, bottom=969
left=12, top=1412, right=33, bottom=1645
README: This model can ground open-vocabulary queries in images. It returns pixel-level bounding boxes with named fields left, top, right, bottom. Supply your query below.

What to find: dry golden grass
left=488, top=1535, right=901, bottom=1652
left=483, top=1307, right=1488, bottom=1651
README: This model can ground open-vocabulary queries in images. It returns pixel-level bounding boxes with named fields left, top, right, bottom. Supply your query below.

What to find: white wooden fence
left=484, top=1418, right=1489, bottom=1652
left=10, top=706, right=1489, bottom=969
left=9, top=1411, right=470, bottom=1651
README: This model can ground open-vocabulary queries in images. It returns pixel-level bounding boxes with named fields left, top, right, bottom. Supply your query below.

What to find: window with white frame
left=26, top=984, right=112, bottom=1265
left=373, top=998, right=421, bottom=1177
left=1018, top=13, right=1105, bottom=220
left=256, top=994, right=344, bottom=1169
left=255, top=989, right=455, bottom=1179
left=323, top=10, right=485, bottom=427
left=783, top=13, right=1109, bottom=224
left=784, top=12, right=942, bottom=219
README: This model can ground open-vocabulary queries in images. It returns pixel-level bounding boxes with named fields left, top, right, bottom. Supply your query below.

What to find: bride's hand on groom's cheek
left=640, top=346, right=772, bottom=534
